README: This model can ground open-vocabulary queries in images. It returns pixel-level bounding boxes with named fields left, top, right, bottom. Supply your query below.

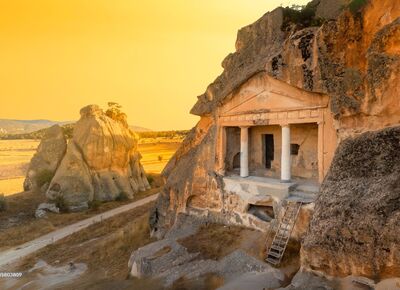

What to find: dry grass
left=171, top=273, right=224, bottom=290
left=178, top=223, right=248, bottom=261
left=0, top=139, right=39, bottom=166
left=0, top=177, right=25, bottom=196
left=0, top=140, right=38, bottom=195
left=3, top=202, right=163, bottom=290
left=139, top=142, right=180, bottom=173
left=17, top=202, right=155, bottom=273
left=0, top=185, right=161, bottom=250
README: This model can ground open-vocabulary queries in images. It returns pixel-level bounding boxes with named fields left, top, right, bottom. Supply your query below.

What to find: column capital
left=280, top=123, right=290, bottom=128
left=239, top=126, right=250, bottom=129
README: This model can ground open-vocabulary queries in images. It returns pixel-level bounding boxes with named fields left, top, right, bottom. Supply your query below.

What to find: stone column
left=240, top=126, right=249, bottom=178
left=281, top=124, right=291, bottom=182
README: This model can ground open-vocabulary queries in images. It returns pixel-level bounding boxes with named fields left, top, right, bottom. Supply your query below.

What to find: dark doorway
left=232, top=152, right=241, bottom=169
left=264, top=134, right=274, bottom=169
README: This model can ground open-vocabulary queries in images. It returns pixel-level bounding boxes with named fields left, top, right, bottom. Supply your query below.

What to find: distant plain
left=0, top=139, right=180, bottom=195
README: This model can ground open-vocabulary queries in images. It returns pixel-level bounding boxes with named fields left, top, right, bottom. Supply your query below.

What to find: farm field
left=0, top=139, right=180, bottom=196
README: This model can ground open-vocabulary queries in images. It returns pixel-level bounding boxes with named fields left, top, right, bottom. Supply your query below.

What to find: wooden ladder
left=265, top=201, right=302, bottom=266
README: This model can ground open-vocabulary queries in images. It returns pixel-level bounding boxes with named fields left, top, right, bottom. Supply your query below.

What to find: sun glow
left=0, top=0, right=309, bottom=130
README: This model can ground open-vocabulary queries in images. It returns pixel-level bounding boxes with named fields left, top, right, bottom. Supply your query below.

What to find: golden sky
left=0, top=0, right=309, bottom=130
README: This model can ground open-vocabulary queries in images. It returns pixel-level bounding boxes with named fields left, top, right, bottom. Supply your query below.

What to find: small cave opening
left=248, top=204, right=275, bottom=222
left=232, top=152, right=241, bottom=169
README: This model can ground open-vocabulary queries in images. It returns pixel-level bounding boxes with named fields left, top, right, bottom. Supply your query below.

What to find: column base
left=280, top=179, right=292, bottom=183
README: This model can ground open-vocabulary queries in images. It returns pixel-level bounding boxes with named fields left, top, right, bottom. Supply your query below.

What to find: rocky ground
left=129, top=214, right=301, bottom=289
left=1, top=205, right=399, bottom=289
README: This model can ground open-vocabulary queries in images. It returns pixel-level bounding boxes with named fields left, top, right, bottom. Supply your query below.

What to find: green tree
left=105, top=102, right=128, bottom=127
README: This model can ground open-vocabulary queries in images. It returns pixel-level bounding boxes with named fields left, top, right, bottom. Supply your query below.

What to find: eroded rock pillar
left=281, top=124, right=291, bottom=182
left=240, top=126, right=249, bottom=178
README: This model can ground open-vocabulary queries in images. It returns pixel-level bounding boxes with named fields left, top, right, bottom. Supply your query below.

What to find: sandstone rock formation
left=24, top=125, right=67, bottom=191
left=41, top=105, right=150, bottom=211
left=153, top=0, right=399, bottom=230
left=192, top=0, right=400, bottom=139
left=301, top=126, right=400, bottom=279
left=150, top=0, right=400, bottom=281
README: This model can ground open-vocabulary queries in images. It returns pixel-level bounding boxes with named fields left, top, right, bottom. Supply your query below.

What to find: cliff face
left=301, top=126, right=400, bottom=279
left=192, top=0, right=400, bottom=139
left=44, top=105, right=150, bottom=211
left=152, top=0, right=400, bottom=279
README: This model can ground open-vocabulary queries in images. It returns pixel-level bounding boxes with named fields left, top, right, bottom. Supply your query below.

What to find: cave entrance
left=232, top=152, right=241, bottom=169
left=224, top=126, right=241, bottom=172
left=248, top=204, right=275, bottom=222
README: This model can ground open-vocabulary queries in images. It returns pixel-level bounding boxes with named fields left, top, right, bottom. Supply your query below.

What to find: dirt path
left=0, top=194, right=158, bottom=269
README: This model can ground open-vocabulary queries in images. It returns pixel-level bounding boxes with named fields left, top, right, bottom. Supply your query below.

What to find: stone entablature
left=215, top=73, right=338, bottom=182
left=219, top=107, right=323, bottom=126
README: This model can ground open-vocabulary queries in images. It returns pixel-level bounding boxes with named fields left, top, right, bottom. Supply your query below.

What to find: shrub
left=0, top=194, right=8, bottom=212
left=88, top=200, right=102, bottom=210
left=157, top=155, right=163, bottom=162
left=116, top=191, right=129, bottom=202
left=147, top=175, right=154, bottom=185
left=348, top=0, right=367, bottom=14
left=54, top=195, right=68, bottom=213
left=281, top=2, right=325, bottom=31
left=35, top=169, right=55, bottom=188
left=137, top=130, right=189, bottom=139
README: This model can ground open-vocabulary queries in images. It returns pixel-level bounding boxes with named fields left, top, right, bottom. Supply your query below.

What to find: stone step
left=289, top=191, right=317, bottom=202
left=295, top=184, right=319, bottom=194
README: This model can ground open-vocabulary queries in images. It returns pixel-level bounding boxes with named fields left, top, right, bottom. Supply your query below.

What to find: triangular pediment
left=219, top=74, right=328, bottom=117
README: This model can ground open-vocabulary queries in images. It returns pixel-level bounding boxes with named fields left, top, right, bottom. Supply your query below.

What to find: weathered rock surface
left=277, top=270, right=336, bottom=290
left=130, top=214, right=284, bottom=288
left=35, top=203, right=60, bottom=218
left=315, top=0, right=351, bottom=20
left=45, top=105, right=150, bottom=210
left=150, top=0, right=400, bottom=282
left=152, top=0, right=399, bottom=233
left=192, top=0, right=400, bottom=137
left=301, top=126, right=400, bottom=279
left=24, top=125, right=67, bottom=191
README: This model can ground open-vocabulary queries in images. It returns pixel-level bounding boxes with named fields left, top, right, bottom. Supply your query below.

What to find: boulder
left=24, top=125, right=67, bottom=191
left=35, top=203, right=60, bottom=218
left=301, top=126, right=400, bottom=279
left=34, top=209, right=46, bottom=219
left=46, top=105, right=150, bottom=210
